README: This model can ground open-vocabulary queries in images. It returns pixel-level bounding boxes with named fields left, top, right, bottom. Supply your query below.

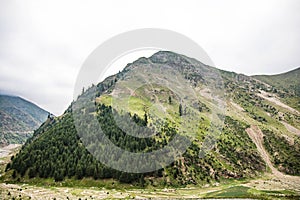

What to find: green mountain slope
left=0, top=95, right=49, bottom=146
left=5, top=51, right=300, bottom=188
left=253, top=67, right=300, bottom=96
left=253, top=67, right=300, bottom=111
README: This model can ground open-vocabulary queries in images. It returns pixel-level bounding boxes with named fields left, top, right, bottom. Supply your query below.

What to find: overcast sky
left=0, top=0, right=299, bottom=115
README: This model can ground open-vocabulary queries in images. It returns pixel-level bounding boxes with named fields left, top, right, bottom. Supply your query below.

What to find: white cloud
left=0, top=0, right=299, bottom=115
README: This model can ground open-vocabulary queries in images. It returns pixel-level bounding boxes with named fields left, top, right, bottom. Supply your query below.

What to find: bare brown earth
left=230, top=100, right=245, bottom=112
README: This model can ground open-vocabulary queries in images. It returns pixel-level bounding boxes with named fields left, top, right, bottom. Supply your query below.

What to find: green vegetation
left=283, top=96, right=300, bottom=111
left=0, top=132, right=32, bottom=145
left=263, top=129, right=300, bottom=175
left=217, top=117, right=266, bottom=175
left=253, top=67, right=300, bottom=97
left=204, top=185, right=252, bottom=198
left=253, top=67, right=300, bottom=111
left=2, top=51, right=300, bottom=199
left=7, top=106, right=265, bottom=187
left=8, top=109, right=150, bottom=184
left=204, top=185, right=299, bottom=199
left=1, top=179, right=299, bottom=199
left=6, top=52, right=269, bottom=187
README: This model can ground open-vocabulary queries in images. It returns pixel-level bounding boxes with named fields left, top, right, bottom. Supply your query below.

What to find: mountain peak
left=149, top=51, right=189, bottom=64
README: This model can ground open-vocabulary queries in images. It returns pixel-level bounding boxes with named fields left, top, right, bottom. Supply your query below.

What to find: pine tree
left=144, top=112, right=148, bottom=126
left=168, top=96, right=172, bottom=104
left=179, top=103, right=183, bottom=116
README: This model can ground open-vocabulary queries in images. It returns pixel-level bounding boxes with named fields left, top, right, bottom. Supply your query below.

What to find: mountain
left=253, top=67, right=300, bottom=111
left=253, top=67, right=300, bottom=96
left=0, top=95, right=49, bottom=146
left=5, top=51, right=300, bottom=188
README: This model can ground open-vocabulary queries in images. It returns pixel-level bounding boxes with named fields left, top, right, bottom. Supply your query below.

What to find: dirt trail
left=281, top=121, right=300, bottom=136
left=246, top=125, right=299, bottom=179
left=245, top=125, right=300, bottom=192
left=230, top=101, right=244, bottom=112
left=246, top=125, right=282, bottom=176
left=257, top=91, right=299, bottom=114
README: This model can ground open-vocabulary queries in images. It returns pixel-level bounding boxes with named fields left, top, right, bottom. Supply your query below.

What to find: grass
left=1, top=171, right=300, bottom=199
left=249, top=188, right=300, bottom=200
left=204, top=185, right=251, bottom=198
left=282, top=96, right=300, bottom=111
left=96, top=84, right=213, bottom=142
left=2, top=65, right=299, bottom=199
left=203, top=185, right=300, bottom=199
left=3, top=176, right=142, bottom=190
left=2, top=184, right=297, bottom=199
left=253, top=67, right=300, bottom=97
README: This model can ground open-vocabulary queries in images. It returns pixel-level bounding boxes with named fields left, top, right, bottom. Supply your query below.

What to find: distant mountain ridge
left=253, top=67, right=300, bottom=96
left=0, top=94, right=49, bottom=146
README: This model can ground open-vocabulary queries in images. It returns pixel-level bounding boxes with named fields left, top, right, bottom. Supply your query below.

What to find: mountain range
left=0, top=95, right=49, bottom=146
left=3, top=51, right=300, bottom=195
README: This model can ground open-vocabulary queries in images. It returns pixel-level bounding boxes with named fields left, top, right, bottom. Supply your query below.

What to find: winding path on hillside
left=281, top=121, right=300, bottom=136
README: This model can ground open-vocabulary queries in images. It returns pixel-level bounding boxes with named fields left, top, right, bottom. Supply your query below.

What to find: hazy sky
left=0, top=0, right=299, bottom=115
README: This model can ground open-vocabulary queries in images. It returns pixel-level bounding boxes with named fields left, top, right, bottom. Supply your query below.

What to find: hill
left=253, top=67, right=300, bottom=96
left=253, top=67, right=300, bottom=111
left=0, top=95, right=49, bottom=146
left=4, top=52, right=300, bottom=191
